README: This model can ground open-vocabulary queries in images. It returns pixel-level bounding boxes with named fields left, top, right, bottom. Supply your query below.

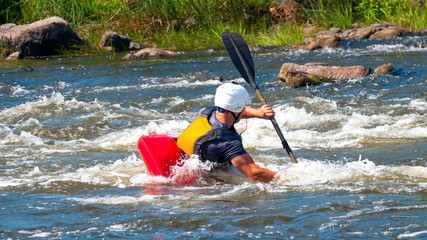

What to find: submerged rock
left=0, top=16, right=84, bottom=59
left=123, top=48, right=177, bottom=59
left=374, top=63, right=394, bottom=74
left=278, top=62, right=371, bottom=88
left=122, top=48, right=177, bottom=59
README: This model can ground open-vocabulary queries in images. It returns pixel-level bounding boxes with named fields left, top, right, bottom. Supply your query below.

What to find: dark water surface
left=1, top=35, right=426, bottom=239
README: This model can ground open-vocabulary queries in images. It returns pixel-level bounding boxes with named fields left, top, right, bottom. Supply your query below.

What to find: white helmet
left=214, top=83, right=250, bottom=113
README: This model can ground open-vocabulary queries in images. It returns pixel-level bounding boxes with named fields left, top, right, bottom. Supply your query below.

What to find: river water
left=1, top=35, right=426, bottom=239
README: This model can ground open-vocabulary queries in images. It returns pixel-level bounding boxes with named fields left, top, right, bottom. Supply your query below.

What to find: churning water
left=1, top=35, right=426, bottom=239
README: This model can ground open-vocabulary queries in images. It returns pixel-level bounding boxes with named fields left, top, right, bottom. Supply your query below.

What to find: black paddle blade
left=221, top=32, right=258, bottom=89
left=221, top=32, right=298, bottom=163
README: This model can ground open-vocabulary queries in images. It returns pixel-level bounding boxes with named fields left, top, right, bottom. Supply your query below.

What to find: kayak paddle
left=221, top=32, right=298, bottom=163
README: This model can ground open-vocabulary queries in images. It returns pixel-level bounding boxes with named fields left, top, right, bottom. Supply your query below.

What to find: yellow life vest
left=177, top=117, right=213, bottom=157
left=177, top=107, right=241, bottom=160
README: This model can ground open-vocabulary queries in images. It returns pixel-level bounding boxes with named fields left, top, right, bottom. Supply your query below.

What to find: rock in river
left=0, top=16, right=84, bottom=59
left=278, top=62, right=371, bottom=88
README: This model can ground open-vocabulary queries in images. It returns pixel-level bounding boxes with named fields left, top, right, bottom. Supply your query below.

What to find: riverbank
left=1, top=0, right=427, bottom=57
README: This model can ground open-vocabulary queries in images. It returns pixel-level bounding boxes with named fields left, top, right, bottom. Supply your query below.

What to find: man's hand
left=259, top=104, right=275, bottom=119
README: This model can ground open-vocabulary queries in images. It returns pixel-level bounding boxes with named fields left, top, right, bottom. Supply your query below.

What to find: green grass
left=256, top=24, right=305, bottom=47
left=303, top=0, right=353, bottom=30
left=1, top=0, right=427, bottom=57
left=402, top=4, right=427, bottom=31
left=17, top=0, right=124, bottom=26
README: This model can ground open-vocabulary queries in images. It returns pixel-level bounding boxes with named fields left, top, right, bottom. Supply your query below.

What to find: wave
left=1, top=154, right=426, bottom=197
left=1, top=90, right=425, bottom=153
left=240, top=102, right=426, bottom=150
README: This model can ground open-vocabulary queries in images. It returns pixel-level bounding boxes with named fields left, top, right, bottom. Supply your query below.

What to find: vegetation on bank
left=1, top=0, right=427, bottom=54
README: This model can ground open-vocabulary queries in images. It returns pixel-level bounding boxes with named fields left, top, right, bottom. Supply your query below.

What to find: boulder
left=0, top=23, right=16, bottom=32
left=129, top=41, right=142, bottom=51
left=99, top=30, right=135, bottom=52
left=348, top=23, right=413, bottom=40
left=292, top=23, right=416, bottom=52
left=369, top=28, right=402, bottom=39
left=0, top=16, right=84, bottom=59
left=317, top=35, right=341, bottom=48
left=278, top=63, right=371, bottom=88
left=292, top=41, right=321, bottom=51
left=347, top=27, right=373, bottom=40
left=292, top=35, right=340, bottom=51
left=122, top=48, right=177, bottom=59
left=369, top=23, right=395, bottom=32
left=6, top=51, right=21, bottom=60
left=369, top=23, right=413, bottom=35
left=280, top=71, right=313, bottom=88
left=374, top=63, right=394, bottom=74
left=316, top=28, right=341, bottom=39
left=338, top=29, right=356, bottom=39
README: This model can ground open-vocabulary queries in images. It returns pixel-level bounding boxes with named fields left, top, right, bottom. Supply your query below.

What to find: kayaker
left=177, top=82, right=277, bottom=183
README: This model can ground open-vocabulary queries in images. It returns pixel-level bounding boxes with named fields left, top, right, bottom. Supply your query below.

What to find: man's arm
left=241, top=105, right=275, bottom=120
left=231, top=153, right=276, bottom=183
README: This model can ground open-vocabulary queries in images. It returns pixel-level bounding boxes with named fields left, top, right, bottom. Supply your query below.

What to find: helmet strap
left=216, top=106, right=242, bottom=126
left=231, top=111, right=242, bottom=125
left=238, top=118, right=248, bottom=135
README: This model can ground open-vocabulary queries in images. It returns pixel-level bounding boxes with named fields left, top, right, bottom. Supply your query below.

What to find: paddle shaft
left=226, top=31, right=298, bottom=163
left=254, top=88, right=298, bottom=163
left=224, top=32, right=298, bottom=163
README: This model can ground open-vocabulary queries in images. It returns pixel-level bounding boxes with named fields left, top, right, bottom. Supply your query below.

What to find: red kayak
left=137, top=135, right=246, bottom=184
left=137, top=135, right=183, bottom=178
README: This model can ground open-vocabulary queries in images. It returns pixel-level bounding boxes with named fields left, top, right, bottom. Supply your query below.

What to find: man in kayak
left=177, top=82, right=277, bottom=183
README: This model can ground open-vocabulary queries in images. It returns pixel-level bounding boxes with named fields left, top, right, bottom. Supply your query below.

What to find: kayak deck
left=137, top=135, right=183, bottom=177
